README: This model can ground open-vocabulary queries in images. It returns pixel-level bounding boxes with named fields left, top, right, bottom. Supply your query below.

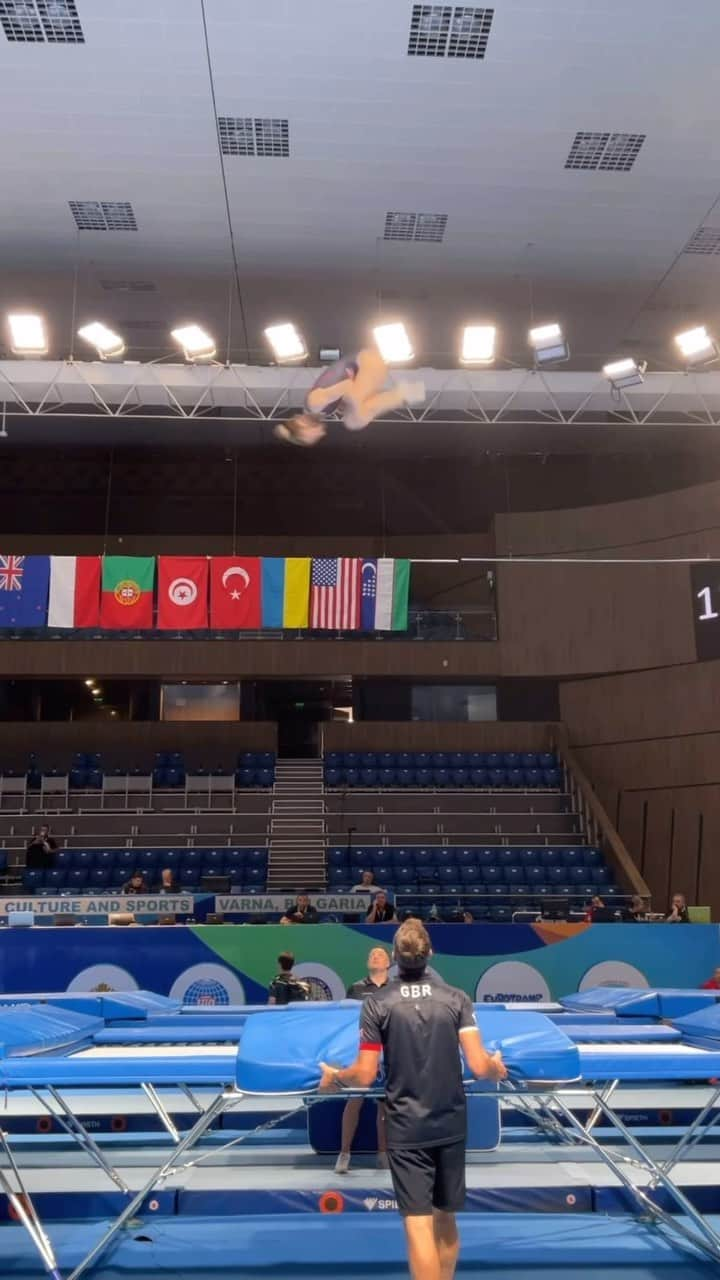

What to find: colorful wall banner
left=0, top=923, right=716, bottom=1006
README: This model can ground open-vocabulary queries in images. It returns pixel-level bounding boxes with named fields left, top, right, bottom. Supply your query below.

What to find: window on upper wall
left=410, top=685, right=497, bottom=722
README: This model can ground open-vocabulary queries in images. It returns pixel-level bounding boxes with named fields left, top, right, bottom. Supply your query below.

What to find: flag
left=262, top=558, right=311, bottom=627
left=371, top=558, right=410, bottom=631
left=48, top=556, right=101, bottom=628
left=211, top=557, right=261, bottom=628
left=0, top=555, right=49, bottom=627
left=157, top=557, right=208, bottom=629
left=100, top=556, right=155, bottom=629
left=310, top=557, right=361, bottom=630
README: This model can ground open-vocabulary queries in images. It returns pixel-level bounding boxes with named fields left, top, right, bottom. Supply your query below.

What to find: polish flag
left=48, top=556, right=101, bottom=628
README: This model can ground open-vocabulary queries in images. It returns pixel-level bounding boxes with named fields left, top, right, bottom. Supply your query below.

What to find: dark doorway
left=248, top=680, right=352, bottom=758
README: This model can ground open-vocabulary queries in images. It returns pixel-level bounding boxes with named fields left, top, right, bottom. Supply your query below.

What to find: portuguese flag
left=100, top=556, right=155, bottom=629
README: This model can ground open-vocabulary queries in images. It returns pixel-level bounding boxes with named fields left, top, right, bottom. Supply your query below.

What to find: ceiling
left=1, top=0, right=720, bottom=373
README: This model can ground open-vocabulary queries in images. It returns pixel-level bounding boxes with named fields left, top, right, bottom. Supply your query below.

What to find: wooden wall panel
left=0, top=721, right=277, bottom=770
left=642, top=795, right=675, bottom=910
left=561, top=661, right=720, bottom=746
left=575, top=735, right=720, bottom=793
left=322, top=722, right=554, bottom=753
left=617, top=792, right=647, bottom=880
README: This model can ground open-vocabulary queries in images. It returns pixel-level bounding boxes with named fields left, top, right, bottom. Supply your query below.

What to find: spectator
left=666, top=893, right=690, bottom=923
left=336, top=947, right=392, bottom=1174
left=122, top=871, right=149, bottom=895
left=268, top=952, right=311, bottom=1004
left=158, top=867, right=179, bottom=894
left=352, top=869, right=382, bottom=896
left=701, top=967, right=720, bottom=991
left=585, top=895, right=605, bottom=921
left=628, top=895, right=648, bottom=922
left=26, top=824, right=57, bottom=871
left=366, top=890, right=396, bottom=924
left=462, top=911, right=474, bottom=924
left=280, top=893, right=319, bottom=925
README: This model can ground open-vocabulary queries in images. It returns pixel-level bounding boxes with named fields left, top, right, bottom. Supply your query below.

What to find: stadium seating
left=0, top=750, right=276, bottom=804
left=20, top=847, right=268, bottom=894
left=323, top=750, right=561, bottom=789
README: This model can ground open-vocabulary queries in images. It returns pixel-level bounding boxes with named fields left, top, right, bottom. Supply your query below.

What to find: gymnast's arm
left=318, top=1047, right=380, bottom=1092
left=459, top=1026, right=507, bottom=1082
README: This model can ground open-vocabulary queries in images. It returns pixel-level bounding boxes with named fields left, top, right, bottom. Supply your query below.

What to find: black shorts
left=387, top=1140, right=466, bottom=1217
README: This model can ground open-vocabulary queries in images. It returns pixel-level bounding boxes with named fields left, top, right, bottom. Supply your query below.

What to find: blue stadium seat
left=414, top=849, right=434, bottom=869
left=22, top=870, right=44, bottom=892
left=397, top=752, right=413, bottom=769
left=504, top=866, right=526, bottom=886
left=538, top=753, right=557, bottom=769
left=475, top=848, right=495, bottom=868
left=55, top=850, right=73, bottom=869
left=546, top=867, right=568, bottom=888
left=507, top=769, right=525, bottom=788
left=45, top=870, right=67, bottom=892
left=490, top=907, right=512, bottom=923
left=415, top=753, right=430, bottom=769
left=67, top=869, right=89, bottom=890
left=360, top=753, right=378, bottom=769
left=415, top=769, right=432, bottom=787
left=481, top=867, right=503, bottom=885
left=517, top=849, right=541, bottom=867
left=239, top=752, right=258, bottom=769
left=544, top=769, right=561, bottom=788
left=201, top=850, right=225, bottom=873
left=568, top=867, right=588, bottom=885
left=258, top=752, right=275, bottom=769
left=591, top=867, right=611, bottom=885
left=328, top=867, right=346, bottom=886
left=136, top=851, right=160, bottom=873
left=449, top=753, right=468, bottom=769
left=379, top=769, right=397, bottom=787
left=431, top=753, right=449, bottom=769
left=69, top=768, right=87, bottom=789
left=343, top=753, right=360, bottom=770
left=394, top=769, right=411, bottom=787
left=328, top=849, right=347, bottom=867
left=114, top=850, right=138, bottom=873
left=392, top=850, right=414, bottom=868
left=87, top=868, right=111, bottom=889
left=360, top=769, right=378, bottom=787
left=237, top=769, right=256, bottom=788
left=437, top=865, right=457, bottom=884
left=489, top=769, right=507, bottom=787
left=417, top=866, right=437, bottom=884
left=345, top=770, right=360, bottom=787
left=433, top=769, right=450, bottom=788
left=469, top=752, right=489, bottom=769
left=450, top=769, right=468, bottom=788
left=503, top=753, right=520, bottom=769
left=245, top=867, right=265, bottom=886
left=324, top=769, right=343, bottom=787
left=584, top=848, right=603, bottom=867
left=394, top=867, right=415, bottom=887
left=325, top=752, right=341, bottom=768
left=523, top=769, right=541, bottom=787
left=73, top=850, right=96, bottom=869
left=375, top=863, right=392, bottom=884
left=469, top=769, right=489, bottom=787
left=486, top=753, right=502, bottom=770
left=257, top=769, right=274, bottom=788
left=246, top=849, right=268, bottom=868
left=520, top=752, right=539, bottom=769
left=561, top=849, right=586, bottom=867
left=496, top=849, right=519, bottom=867
left=349, top=850, right=368, bottom=870
left=525, top=866, right=547, bottom=887
left=453, top=848, right=475, bottom=868
left=541, top=849, right=563, bottom=867
left=224, top=850, right=246, bottom=876
left=165, top=767, right=184, bottom=787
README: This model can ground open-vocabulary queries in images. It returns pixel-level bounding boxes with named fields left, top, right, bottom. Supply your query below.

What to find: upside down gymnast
left=274, top=348, right=425, bottom=446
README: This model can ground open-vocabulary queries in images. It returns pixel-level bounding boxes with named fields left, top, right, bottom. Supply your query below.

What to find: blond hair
left=393, top=919, right=431, bottom=972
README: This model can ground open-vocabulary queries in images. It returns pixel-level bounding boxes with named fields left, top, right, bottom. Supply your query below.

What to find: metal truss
left=1, top=361, right=720, bottom=426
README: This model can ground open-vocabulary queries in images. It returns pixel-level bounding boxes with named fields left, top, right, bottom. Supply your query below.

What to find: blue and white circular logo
left=67, top=965, right=139, bottom=993
left=292, top=962, right=344, bottom=1001
left=579, top=961, right=648, bottom=992
left=475, top=961, right=550, bottom=1004
left=170, top=963, right=246, bottom=1006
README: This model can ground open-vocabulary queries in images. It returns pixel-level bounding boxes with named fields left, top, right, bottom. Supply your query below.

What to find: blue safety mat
left=560, top=988, right=717, bottom=1019
left=95, top=1026, right=245, bottom=1045
left=0, top=1054, right=237, bottom=1087
left=1, top=1214, right=718, bottom=1275
left=673, top=1003, right=720, bottom=1047
left=0, top=1006, right=103, bottom=1056
left=577, top=1042, right=720, bottom=1080
left=308, top=1093, right=500, bottom=1155
left=556, top=1023, right=680, bottom=1043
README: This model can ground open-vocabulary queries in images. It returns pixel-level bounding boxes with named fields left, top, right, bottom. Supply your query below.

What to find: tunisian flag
left=48, top=556, right=101, bottom=628
left=210, top=557, right=261, bottom=628
left=157, top=557, right=209, bottom=629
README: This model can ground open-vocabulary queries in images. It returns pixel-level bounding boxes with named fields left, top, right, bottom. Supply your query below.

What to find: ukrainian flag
left=262, top=558, right=311, bottom=627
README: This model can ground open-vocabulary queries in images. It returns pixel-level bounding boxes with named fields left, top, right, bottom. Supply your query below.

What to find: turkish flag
left=157, top=557, right=209, bottom=629
left=211, top=557, right=262, bottom=628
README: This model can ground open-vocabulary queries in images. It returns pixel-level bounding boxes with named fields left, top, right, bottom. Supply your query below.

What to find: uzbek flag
left=100, top=556, right=155, bottom=629
left=360, top=558, right=410, bottom=631
left=48, top=556, right=101, bottom=628
left=262, top=558, right=311, bottom=627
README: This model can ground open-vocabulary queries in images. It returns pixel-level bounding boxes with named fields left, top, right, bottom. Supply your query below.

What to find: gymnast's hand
left=318, top=1062, right=343, bottom=1093
left=483, top=1050, right=507, bottom=1083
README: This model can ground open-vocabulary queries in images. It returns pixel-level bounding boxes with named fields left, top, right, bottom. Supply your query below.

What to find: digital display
left=691, top=564, right=720, bottom=660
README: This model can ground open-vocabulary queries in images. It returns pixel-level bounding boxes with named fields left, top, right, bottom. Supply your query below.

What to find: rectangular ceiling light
left=529, top=322, right=569, bottom=364
left=373, top=322, right=414, bottom=364
left=264, top=323, right=307, bottom=363
left=77, top=322, right=125, bottom=360
left=8, top=312, right=47, bottom=355
left=170, top=324, right=216, bottom=362
left=675, top=325, right=717, bottom=365
left=602, top=357, right=645, bottom=389
left=461, top=325, right=496, bottom=365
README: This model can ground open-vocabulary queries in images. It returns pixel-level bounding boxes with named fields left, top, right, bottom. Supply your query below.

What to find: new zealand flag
left=0, top=555, right=50, bottom=627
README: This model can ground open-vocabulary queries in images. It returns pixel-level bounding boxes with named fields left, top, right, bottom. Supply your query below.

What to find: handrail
left=552, top=725, right=650, bottom=900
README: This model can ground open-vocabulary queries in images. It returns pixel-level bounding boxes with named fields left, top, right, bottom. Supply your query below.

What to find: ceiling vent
left=684, top=226, right=720, bottom=255
left=408, top=5, right=493, bottom=59
left=0, top=0, right=84, bottom=43
left=69, top=200, right=138, bottom=231
left=218, top=116, right=290, bottom=157
left=565, top=131, right=645, bottom=172
left=384, top=211, right=448, bottom=243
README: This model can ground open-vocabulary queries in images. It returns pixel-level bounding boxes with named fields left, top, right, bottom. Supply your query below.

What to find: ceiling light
left=319, top=347, right=341, bottom=363
left=461, top=325, right=496, bottom=365
left=84, top=679, right=94, bottom=687
left=8, top=314, right=47, bottom=356
left=675, top=325, right=718, bottom=366
left=602, top=357, right=646, bottom=390
left=373, top=322, right=414, bottom=364
left=77, top=321, right=125, bottom=360
left=170, top=324, right=216, bottom=362
left=264, top=323, right=307, bottom=363
left=528, top=322, right=569, bottom=365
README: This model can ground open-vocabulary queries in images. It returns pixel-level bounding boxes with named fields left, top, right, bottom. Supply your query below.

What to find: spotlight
left=264, top=323, right=307, bottom=364
left=319, top=347, right=341, bottom=363
left=8, top=313, right=47, bottom=356
left=170, top=324, right=216, bottom=362
left=602, top=357, right=646, bottom=390
left=460, top=325, right=496, bottom=366
left=373, top=322, right=414, bottom=364
left=675, top=325, right=718, bottom=366
left=77, top=322, right=125, bottom=360
left=528, top=322, right=569, bottom=365
left=84, top=679, right=94, bottom=687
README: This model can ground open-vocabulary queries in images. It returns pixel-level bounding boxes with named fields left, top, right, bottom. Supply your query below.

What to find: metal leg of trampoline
left=141, top=1084, right=180, bottom=1145
left=656, top=1083, right=720, bottom=1180
left=552, top=1093, right=720, bottom=1266
left=36, top=1088, right=131, bottom=1193
left=178, top=1084, right=203, bottom=1113
left=583, top=1079, right=618, bottom=1135
left=66, top=1089, right=230, bottom=1280
left=0, top=1130, right=63, bottom=1280
left=171, top=1100, right=307, bottom=1175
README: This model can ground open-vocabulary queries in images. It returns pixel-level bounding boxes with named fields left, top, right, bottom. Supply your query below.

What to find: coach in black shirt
left=335, top=946, right=391, bottom=1174
left=320, top=919, right=506, bottom=1280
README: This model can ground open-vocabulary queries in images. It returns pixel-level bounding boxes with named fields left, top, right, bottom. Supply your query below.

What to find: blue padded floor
left=2, top=1214, right=719, bottom=1277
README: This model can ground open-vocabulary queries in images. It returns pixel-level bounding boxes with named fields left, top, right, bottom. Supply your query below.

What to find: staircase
left=267, top=760, right=327, bottom=891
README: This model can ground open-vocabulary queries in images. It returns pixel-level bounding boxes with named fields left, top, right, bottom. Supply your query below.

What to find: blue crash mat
left=96, top=1026, right=246, bottom=1045
left=0, top=1006, right=104, bottom=1057
left=0, top=991, right=181, bottom=1020
left=673, top=1002, right=720, bottom=1048
left=236, top=1007, right=580, bottom=1093
left=559, top=987, right=718, bottom=1019
left=557, top=1023, right=681, bottom=1043
left=577, top=1041, right=720, bottom=1080
left=0, top=1053, right=237, bottom=1088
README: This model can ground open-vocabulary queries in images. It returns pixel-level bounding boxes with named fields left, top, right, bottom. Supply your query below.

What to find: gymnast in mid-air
left=274, top=347, right=425, bottom=446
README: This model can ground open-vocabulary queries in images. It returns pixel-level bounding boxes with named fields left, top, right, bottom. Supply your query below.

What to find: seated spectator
left=158, top=867, right=179, bottom=894
left=628, top=894, right=648, bottom=921
left=280, top=893, right=319, bottom=925
left=352, top=869, right=382, bottom=896
left=122, top=870, right=149, bottom=895
left=666, top=893, right=690, bottom=923
left=702, top=967, right=720, bottom=991
left=462, top=910, right=474, bottom=924
left=366, top=890, right=396, bottom=924
left=26, top=824, right=57, bottom=871
left=268, top=952, right=311, bottom=1004
left=585, top=895, right=605, bottom=921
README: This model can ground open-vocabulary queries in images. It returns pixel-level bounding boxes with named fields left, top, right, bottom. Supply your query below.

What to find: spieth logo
left=364, top=1196, right=397, bottom=1212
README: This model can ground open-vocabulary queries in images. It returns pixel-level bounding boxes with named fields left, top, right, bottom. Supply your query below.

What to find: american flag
left=310, top=558, right=361, bottom=630
left=0, top=555, right=24, bottom=591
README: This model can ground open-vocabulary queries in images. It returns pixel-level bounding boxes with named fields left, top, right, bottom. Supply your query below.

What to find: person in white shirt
left=352, top=869, right=382, bottom=896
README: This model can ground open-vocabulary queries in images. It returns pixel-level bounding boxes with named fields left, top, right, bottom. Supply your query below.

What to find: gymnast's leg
left=342, top=348, right=424, bottom=430
left=335, top=1096, right=363, bottom=1172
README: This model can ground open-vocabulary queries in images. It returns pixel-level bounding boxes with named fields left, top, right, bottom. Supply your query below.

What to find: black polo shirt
left=346, top=976, right=388, bottom=1000
left=360, top=973, right=475, bottom=1150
